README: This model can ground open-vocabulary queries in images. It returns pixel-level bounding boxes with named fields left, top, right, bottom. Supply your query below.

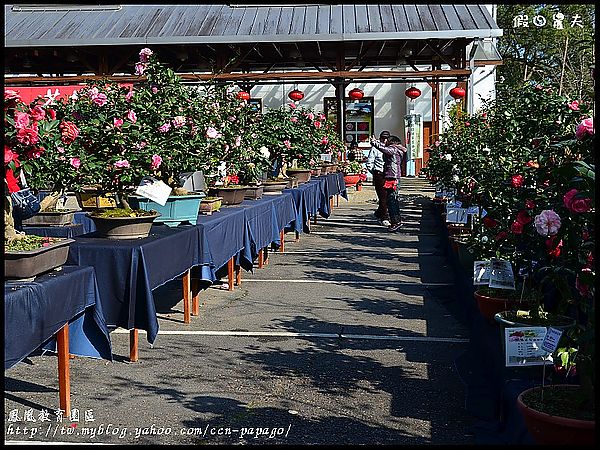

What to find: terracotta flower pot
left=286, top=169, right=312, bottom=184
left=208, top=187, right=247, bottom=205
left=474, top=289, right=528, bottom=323
left=343, top=174, right=361, bottom=187
left=517, top=385, right=595, bottom=445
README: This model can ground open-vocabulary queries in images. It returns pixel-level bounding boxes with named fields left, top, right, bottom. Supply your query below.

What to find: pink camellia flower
left=127, top=110, right=137, bottom=123
left=321, top=136, right=329, bottom=145
left=510, top=174, right=524, bottom=188
left=151, top=154, right=162, bottom=170
left=151, top=87, right=158, bottom=94
left=60, top=121, right=79, bottom=144
left=4, top=145, right=16, bottom=164
left=535, top=85, right=543, bottom=91
left=17, top=127, right=39, bottom=145
left=139, top=47, right=153, bottom=63
left=234, top=135, right=241, bottom=147
left=125, top=90, right=134, bottom=102
left=29, top=105, right=46, bottom=121
left=172, top=116, right=186, bottom=128
left=70, top=157, right=81, bottom=169
left=14, top=111, right=31, bottom=129
left=56, top=146, right=65, bottom=153
left=576, top=117, right=594, bottom=140
left=283, top=140, right=291, bottom=149
left=563, top=188, right=578, bottom=209
left=568, top=100, right=580, bottom=111
left=563, top=188, right=592, bottom=213
left=134, top=63, right=146, bottom=75
left=314, top=121, right=322, bottom=129
left=113, top=117, right=124, bottom=128
left=206, top=127, right=219, bottom=139
left=158, top=123, right=171, bottom=133
left=525, top=199, right=535, bottom=209
left=510, top=221, right=523, bottom=234
left=465, top=122, right=470, bottom=126
left=288, top=102, right=296, bottom=109
left=290, top=117, right=298, bottom=123
left=516, top=210, right=532, bottom=225
left=92, top=93, right=108, bottom=106
left=114, top=159, right=130, bottom=169
left=306, top=112, right=314, bottom=121
left=534, top=210, right=561, bottom=236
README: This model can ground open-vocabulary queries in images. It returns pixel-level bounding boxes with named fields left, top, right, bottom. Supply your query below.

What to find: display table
left=66, top=224, right=200, bottom=349
left=4, top=265, right=112, bottom=415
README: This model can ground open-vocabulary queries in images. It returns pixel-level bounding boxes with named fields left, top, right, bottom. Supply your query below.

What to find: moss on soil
left=522, top=386, right=595, bottom=421
left=5, top=235, right=62, bottom=252
left=90, top=208, right=158, bottom=218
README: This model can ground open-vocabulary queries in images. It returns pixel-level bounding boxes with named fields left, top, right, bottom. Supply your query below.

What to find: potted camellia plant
left=54, top=73, right=161, bottom=238
left=4, top=89, right=76, bottom=272
left=124, top=48, right=208, bottom=226
left=339, top=160, right=364, bottom=188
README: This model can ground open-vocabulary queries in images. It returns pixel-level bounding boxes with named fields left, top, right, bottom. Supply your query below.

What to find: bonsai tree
left=4, top=89, right=69, bottom=240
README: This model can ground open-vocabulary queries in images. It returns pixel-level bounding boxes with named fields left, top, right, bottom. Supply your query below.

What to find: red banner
left=6, top=84, right=134, bottom=104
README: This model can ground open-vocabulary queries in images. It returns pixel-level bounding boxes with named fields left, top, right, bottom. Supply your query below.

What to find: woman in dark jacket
left=369, top=135, right=407, bottom=231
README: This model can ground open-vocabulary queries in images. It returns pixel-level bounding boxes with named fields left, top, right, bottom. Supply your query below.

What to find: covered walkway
left=5, top=179, right=474, bottom=445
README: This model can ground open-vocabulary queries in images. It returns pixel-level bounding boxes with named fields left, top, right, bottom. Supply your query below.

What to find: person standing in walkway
left=369, top=134, right=407, bottom=232
left=365, top=130, right=390, bottom=225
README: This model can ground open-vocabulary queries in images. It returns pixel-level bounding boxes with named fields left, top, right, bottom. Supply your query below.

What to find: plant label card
left=480, top=208, right=488, bottom=218
left=489, top=258, right=516, bottom=290
left=446, top=207, right=468, bottom=224
left=320, top=153, right=332, bottom=162
left=473, top=260, right=491, bottom=285
left=541, top=327, right=564, bottom=354
left=135, top=177, right=172, bottom=206
left=466, top=206, right=480, bottom=215
left=505, top=327, right=552, bottom=367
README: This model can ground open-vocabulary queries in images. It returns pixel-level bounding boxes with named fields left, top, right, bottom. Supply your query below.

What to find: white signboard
left=489, top=258, right=516, bottom=290
left=446, top=207, right=468, bottom=224
left=135, top=177, right=172, bottom=206
left=473, top=261, right=491, bottom=285
left=505, top=327, right=552, bottom=367
left=541, top=327, right=564, bottom=354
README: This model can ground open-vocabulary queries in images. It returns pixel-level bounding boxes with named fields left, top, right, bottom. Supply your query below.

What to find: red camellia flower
left=510, top=221, right=524, bottom=234
left=510, top=174, right=524, bottom=188
left=59, top=121, right=79, bottom=144
left=29, top=105, right=46, bottom=121
left=47, top=108, right=56, bottom=120
left=525, top=160, right=539, bottom=168
left=563, top=188, right=593, bottom=213
left=4, top=145, right=17, bottom=164
left=546, top=238, right=563, bottom=258
left=482, top=217, right=498, bottom=228
left=16, top=127, right=39, bottom=145
left=525, top=199, right=535, bottom=209
left=495, top=231, right=508, bottom=241
left=516, top=210, right=532, bottom=225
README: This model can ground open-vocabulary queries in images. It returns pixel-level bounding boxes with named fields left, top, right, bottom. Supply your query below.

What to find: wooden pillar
left=227, top=257, right=234, bottom=291
left=191, top=279, right=200, bottom=316
left=258, top=249, right=264, bottom=268
left=182, top=269, right=191, bottom=324
left=129, top=329, right=139, bottom=362
left=56, top=325, right=71, bottom=417
left=235, top=265, right=242, bottom=286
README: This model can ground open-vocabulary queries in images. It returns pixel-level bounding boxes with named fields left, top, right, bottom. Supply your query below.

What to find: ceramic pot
left=208, top=187, right=247, bottom=205
left=88, top=212, right=160, bottom=239
left=128, top=194, right=205, bottom=227
left=286, top=169, right=311, bottom=184
left=5, top=238, right=75, bottom=279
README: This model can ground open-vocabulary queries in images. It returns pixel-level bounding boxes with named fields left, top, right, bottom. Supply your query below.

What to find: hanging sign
left=135, top=177, right=172, bottom=206
left=505, top=327, right=552, bottom=367
left=541, top=327, right=564, bottom=354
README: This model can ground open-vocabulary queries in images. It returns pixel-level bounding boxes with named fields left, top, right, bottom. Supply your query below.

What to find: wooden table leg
left=191, top=279, right=200, bottom=316
left=258, top=249, right=264, bottom=268
left=56, top=324, right=71, bottom=418
left=336, top=194, right=339, bottom=207
left=330, top=197, right=334, bottom=211
left=129, top=329, right=139, bottom=362
left=313, top=215, right=318, bottom=225
left=264, top=245, right=269, bottom=265
left=227, top=257, right=234, bottom=291
left=279, top=229, right=285, bottom=253
left=295, top=231, right=300, bottom=242
left=182, top=269, right=191, bottom=324
left=235, top=264, right=241, bottom=286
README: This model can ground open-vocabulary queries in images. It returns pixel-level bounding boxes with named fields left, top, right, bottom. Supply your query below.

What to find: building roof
left=5, top=4, right=502, bottom=47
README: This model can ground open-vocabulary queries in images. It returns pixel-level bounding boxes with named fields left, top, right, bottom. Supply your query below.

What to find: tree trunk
left=39, top=190, right=62, bottom=212
left=4, top=195, right=26, bottom=242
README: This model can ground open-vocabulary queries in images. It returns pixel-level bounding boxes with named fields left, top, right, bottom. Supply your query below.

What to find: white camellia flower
left=452, top=175, right=460, bottom=182
left=481, top=236, right=489, bottom=243
left=259, top=146, right=270, bottom=159
left=443, top=154, right=452, bottom=160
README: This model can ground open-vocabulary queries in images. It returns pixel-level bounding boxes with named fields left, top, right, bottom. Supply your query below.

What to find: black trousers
left=372, top=170, right=388, bottom=220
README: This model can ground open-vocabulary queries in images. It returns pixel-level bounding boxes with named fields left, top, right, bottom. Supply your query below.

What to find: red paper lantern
left=348, top=88, right=364, bottom=101
left=237, top=91, right=250, bottom=101
left=449, top=86, right=466, bottom=100
left=288, top=89, right=304, bottom=102
left=405, top=86, right=421, bottom=100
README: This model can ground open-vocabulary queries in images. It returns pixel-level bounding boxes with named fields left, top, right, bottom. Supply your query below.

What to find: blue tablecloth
left=4, top=265, right=113, bottom=370
left=66, top=224, right=200, bottom=344
left=74, top=211, right=97, bottom=234
left=194, top=207, right=247, bottom=282
left=284, top=179, right=323, bottom=233
left=23, top=223, right=85, bottom=238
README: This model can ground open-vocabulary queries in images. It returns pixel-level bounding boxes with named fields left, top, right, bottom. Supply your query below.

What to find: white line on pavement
left=275, top=250, right=434, bottom=255
left=241, top=279, right=453, bottom=286
left=112, top=329, right=468, bottom=343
